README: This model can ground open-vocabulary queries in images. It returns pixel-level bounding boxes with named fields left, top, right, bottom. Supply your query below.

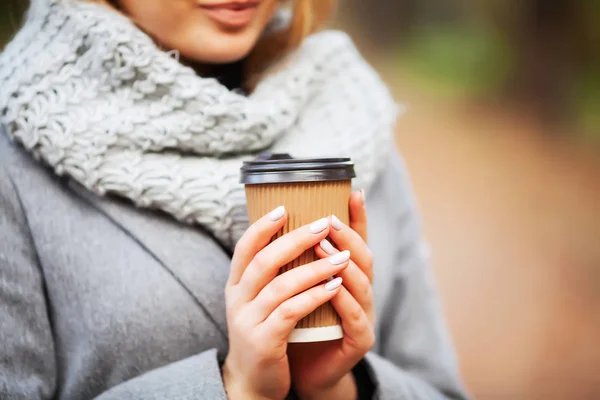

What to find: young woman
left=0, top=0, right=468, bottom=399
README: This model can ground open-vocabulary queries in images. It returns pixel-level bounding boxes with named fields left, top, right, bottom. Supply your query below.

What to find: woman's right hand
left=222, top=206, right=350, bottom=400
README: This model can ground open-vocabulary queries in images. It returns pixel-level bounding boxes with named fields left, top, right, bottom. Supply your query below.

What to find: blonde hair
left=87, top=0, right=337, bottom=90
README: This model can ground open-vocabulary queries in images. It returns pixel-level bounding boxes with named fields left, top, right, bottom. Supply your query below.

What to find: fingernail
left=320, top=239, right=336, bottom=255
left=309, top=218, right=329, bottom=234
left=331, top=214, right=343, bottom=231
left=329, top=250, right=350, bottom=265
left=268, top=206, right=286, bottom=221
left=360, top=189, right=366, bottom=205
left=325, top=277, right=343, bottom=291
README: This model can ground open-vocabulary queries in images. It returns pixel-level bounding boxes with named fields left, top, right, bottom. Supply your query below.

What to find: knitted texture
left=0, top=0, right=398, bottom=248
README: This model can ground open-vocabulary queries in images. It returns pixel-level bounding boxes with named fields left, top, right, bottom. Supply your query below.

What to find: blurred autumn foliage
left=341, top=0, right=600, bottom=139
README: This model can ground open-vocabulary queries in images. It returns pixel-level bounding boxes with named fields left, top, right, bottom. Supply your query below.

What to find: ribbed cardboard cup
left=241, top=154, right=355, bottom=343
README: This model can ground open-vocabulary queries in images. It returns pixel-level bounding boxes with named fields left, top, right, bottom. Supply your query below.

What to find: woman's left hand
left=288, top=190, right=375, bottom=400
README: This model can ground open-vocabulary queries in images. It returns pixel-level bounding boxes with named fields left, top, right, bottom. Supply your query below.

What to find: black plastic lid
left=240, top=153, right=356, bottom=184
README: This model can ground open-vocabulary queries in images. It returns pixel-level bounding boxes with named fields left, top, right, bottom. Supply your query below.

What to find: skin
left=288, top=193, right=376, bottom=400
left=115, top=0, right=280, bottom=64
left=111, top=1, right=376, bottom=399
left=224, top=191, right=375, bottom=400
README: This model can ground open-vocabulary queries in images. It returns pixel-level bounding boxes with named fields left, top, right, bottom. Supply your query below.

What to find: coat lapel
left=69, top=182, right=231, bottom=339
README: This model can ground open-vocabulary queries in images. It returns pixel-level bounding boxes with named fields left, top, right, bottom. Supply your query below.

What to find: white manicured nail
left=268, top=206, right=286, bottom=221
left=331, top=214, right=343, bottom=231
left=329, top=250, right=350, bottom=265
left=320, top=239, right=336, bottom=255
left=360, top=189, right=366, bottom=205
left=325, top=277, right=343, bottom=291
left=309, top=218, right=329, bottom=234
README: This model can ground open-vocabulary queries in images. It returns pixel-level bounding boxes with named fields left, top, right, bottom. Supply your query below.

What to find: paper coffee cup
left=240, top=153, right=355, bottom=343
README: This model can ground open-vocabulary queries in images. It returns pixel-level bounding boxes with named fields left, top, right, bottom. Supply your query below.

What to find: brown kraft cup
left=240, top=153, right=356, bottom=343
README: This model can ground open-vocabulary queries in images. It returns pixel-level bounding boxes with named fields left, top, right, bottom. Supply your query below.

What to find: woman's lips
left=199, top=1, right=260, bottom=29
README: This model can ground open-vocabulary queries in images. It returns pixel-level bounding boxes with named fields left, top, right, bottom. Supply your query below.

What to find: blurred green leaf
left=397, top=25, right=514, bottom=97
left=575, top=64, right=600, bottom=140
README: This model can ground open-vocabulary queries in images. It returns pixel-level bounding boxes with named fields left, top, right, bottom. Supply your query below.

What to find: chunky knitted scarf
left=0, top=0, right=398, bottom=247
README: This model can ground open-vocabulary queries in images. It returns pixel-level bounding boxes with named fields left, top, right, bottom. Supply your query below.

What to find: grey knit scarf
left=0, top=0, right=398, bottom=247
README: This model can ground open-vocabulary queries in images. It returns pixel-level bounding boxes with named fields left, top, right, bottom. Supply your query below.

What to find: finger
left=315, top=238, right=374, bottom=283
left=337, top=263, right=374, bottom=325
left=316, top=240, right=374, bottom=321
left=238, top=217, right=331, bottom=301
left=261, top=278, right=344, bottom=343
left=250, top=251, right=351, bottom=322
left=330, top=286, right=375, bottom=356
left=349, top=190, right=368, bottom=243
left=228, top=206, right=287, bottom=287
left=314, top=237, right=338, bottom=259
left=328, top=216, right=374, bottom=282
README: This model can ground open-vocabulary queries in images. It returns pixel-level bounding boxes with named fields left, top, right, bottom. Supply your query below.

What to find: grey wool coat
left=0, top=132, right=468, bottom=400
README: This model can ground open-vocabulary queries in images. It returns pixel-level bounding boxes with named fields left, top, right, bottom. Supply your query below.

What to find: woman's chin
left=200, top=48, right=252, bottom=65
left=183, top=34, right=258, bottom=65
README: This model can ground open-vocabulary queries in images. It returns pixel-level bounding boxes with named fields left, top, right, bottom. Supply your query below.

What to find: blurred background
left=2, top=1, right=600, bottom=398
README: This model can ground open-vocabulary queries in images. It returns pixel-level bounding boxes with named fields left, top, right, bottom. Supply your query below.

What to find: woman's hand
left=288, top=190, right=375, bottom=400
left=222, top=206, right=351, bottom=400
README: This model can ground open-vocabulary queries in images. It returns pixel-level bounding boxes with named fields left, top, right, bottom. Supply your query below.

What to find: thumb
left=349, top=189, right=368, bottom=243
